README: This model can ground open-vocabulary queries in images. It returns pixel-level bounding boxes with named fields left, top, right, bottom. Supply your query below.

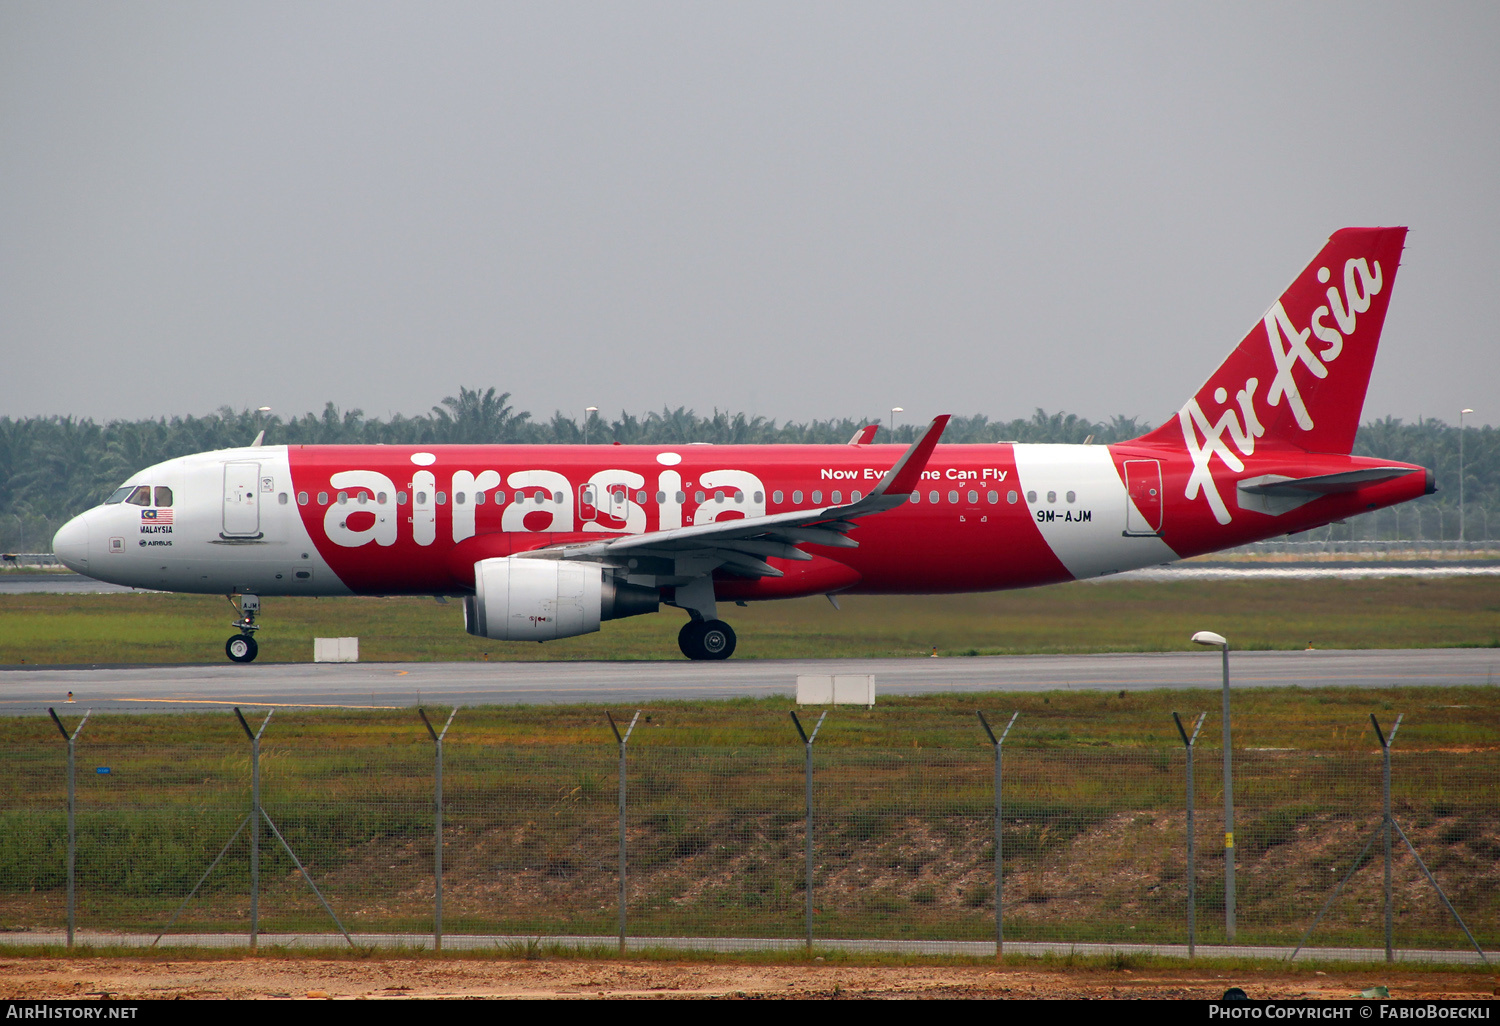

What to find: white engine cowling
left=463, top=557, right=659, bottom=641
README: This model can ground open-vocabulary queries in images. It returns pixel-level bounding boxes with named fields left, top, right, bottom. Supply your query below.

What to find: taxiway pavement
left=2, top=648, right=1495, bottom=714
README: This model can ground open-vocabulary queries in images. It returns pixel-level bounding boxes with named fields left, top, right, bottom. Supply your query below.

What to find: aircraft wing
left=525, top=415, right=949, bottom=578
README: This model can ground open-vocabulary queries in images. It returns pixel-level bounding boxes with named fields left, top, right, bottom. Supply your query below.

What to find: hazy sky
left=3, top=2, right=1497, bottom=429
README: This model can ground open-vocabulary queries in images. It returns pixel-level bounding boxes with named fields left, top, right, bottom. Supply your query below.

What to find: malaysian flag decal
left=142, top=509, right=173, bottom=524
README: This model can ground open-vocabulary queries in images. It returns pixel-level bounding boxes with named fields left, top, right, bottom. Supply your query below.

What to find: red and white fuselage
left=53, top=437, right=1427, bottom=598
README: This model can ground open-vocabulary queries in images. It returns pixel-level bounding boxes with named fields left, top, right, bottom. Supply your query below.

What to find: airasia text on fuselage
left=309, top=464, right=1016, bottom=549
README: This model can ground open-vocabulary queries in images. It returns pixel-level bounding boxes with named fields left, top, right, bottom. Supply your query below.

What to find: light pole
left=1459, top=409, right=1473, bottom=544
left=254, top=406, right=271, bottom=446
left=1192, top=630, right=1234, bottom=943
left=890, top=407, right=903, bottom=439
left=584, top=407, right=598, bottom=444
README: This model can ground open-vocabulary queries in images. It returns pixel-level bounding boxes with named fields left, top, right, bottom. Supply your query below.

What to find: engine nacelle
left=463, top=557, right=659, bottom=641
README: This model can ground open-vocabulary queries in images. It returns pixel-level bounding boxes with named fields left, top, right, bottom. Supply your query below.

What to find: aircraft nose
left=53, top=514, right=90, bottom=572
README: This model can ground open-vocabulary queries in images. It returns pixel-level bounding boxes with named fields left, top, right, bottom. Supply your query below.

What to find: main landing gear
left=678, top=618, right=736, bottom=661
left=225, top=594, right=261, bottom=664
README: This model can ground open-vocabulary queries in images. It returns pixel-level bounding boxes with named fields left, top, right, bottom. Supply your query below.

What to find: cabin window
left=356, top=491, right=368, bottom=504
left=792, top=490, right=803, bottom=504
left=812, top=490, right=823, bottom=504
left=675, top=491, right=685, bottom=503
left=337, top=492, right=348, bottom=504
left=967, top=490, right=978, bottom=504
left=436, top=492, right=447, bottom=505
left=987, top=490, right=998, bottom=504
left=695, top=491, right=706, bottom=503
left=474, top=491, right=485, bottom=505
left=831, top=491, right=842, bottom=504
left=415, top=492, right=427, bottom=505
left=553, top=490, right=563, bottom=503
left=1008, top=490, right=1018, bottom=504
left=492, top=491, right=504, bottom=504
left=397, top=491, right=408, bottom=505
left=154, top=486, right=173, bottom=507
left=852, top=490, right=862, bottom=502
left=928, top=490, right=939, bottom=504
left=278, top=492, right=288, bottom=505
left=753, top=490, right=763, bottom=503
left=714, top=490, right=724, bottom=503
left=1066, top=490, right=1076, bottom=503
left=1047, top=491, right=1056, bottom=503
left=317, top=492, right=329, bottom=505
left=909, top=491, right=920, bottom=503
left=297, top=492, right=308, bottom=505
left=773, top=490, right=784, bottom=504
left=126, top=485, right=152, bottom=506
left=455, top=492, right=466, bottom=504
left=948, top=490, right=959, bottom=504
left=1026, top=490, right=1037, bottom=503
left=104, top=486, right=132, bottom=504
left=656, top=491, right=666, bottom=503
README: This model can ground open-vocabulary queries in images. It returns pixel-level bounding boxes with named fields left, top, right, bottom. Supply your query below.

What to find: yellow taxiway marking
left=112, top=698, right=402, bottom=709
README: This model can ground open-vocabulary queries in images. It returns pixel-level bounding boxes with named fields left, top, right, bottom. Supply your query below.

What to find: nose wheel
left=225, top=593, right=262, bottom=664
left=678, top=618, right=736, bottom=660
left=226, top=634, right=259, bottom=663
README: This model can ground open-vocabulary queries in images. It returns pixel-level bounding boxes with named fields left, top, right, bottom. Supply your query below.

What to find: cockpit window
left=125, top=486, right=152, bottom=506
left=154, top=486, right=173, bottom=507
left=104, top=487, right=132, bottom=505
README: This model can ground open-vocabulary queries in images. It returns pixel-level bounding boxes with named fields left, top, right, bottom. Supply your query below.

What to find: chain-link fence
left=2, top=709, right=1496, bottom=957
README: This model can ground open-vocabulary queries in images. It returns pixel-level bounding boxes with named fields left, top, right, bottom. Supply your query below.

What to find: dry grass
left=2, top=577, right=1500, bottom=665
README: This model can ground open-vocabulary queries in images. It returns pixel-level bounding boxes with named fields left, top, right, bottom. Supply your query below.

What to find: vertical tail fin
left=1139, top=227, right=1407, bottom=456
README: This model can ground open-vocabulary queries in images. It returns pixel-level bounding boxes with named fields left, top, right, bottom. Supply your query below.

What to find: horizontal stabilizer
left=847, top=425, right=879, bottom=445
left=1237, top=466, right=1416, bottom=517
left=1238, top=467, right=1415, bottom=496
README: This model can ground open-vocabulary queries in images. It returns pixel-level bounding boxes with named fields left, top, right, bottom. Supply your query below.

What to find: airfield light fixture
left=891, top=407, right=903, bottom=436
left=1192, top=630, right=1235, bottom=941
left=584, top=407, right=599, bottom=444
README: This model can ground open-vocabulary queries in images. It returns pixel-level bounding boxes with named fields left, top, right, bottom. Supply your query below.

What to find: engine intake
left=463, top=557, right=659, bottom=641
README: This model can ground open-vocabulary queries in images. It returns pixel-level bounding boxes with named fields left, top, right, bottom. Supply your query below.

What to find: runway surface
left=2, top=648, right=1495, bottom=714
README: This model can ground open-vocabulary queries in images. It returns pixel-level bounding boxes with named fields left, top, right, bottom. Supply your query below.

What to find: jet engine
left=463, top=557, right=659, bottom=641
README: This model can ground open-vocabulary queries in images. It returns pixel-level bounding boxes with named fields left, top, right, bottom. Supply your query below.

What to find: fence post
left=1370, top=713, right=1402, bottom=964
left=977, top=711, right=1018, bottom=959
left=234, top=707, right=273, bottom=950
left=1173, top=711, right=1207, bottom=958
left=419, top=707, right=458, bottom=952
left=47, top=707, right=90, bottom=949
left=789, top=709, right=827, bottom=953
left=607, top=710, right=641, bottom=954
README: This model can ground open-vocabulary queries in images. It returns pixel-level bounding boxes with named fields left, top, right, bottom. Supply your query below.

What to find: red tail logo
left=1140, top=227, right=1407, bottom=524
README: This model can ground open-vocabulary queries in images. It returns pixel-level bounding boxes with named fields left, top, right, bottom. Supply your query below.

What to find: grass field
left=3, top=689, right=1497, bottom=949
left=3, top=577, right=1500, bottom=664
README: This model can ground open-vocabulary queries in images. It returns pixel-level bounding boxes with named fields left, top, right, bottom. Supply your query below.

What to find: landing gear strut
left=678, top=618, right=736, bottom=661
left=225, top=594, right=261, bottom=664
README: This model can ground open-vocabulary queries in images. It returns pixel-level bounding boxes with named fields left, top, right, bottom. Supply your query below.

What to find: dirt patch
left=0, top=957, right=1493, bottom=1000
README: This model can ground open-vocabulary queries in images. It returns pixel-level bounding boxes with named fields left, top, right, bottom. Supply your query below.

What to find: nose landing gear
left=225, top=594, right=261, bottom=663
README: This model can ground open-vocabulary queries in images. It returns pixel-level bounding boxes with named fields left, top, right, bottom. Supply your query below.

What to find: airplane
left=52, top=226, right=1431, bottom=663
